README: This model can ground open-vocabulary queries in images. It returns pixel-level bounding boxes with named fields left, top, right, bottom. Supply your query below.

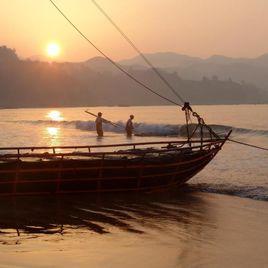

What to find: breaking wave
left=189, top=183, right=268, bottom=201
left=9, top=120, right=268, bottom=137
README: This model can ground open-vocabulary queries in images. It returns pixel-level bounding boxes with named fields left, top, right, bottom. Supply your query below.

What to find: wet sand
left=0, top=190, right=267, bottom=268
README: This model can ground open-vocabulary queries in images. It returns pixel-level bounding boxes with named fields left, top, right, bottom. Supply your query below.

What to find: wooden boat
left=0, top=131, right=231, bottom=196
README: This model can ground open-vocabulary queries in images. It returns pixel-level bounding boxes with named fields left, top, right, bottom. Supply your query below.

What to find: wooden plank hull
left=0, top=146, right=221, bottom=196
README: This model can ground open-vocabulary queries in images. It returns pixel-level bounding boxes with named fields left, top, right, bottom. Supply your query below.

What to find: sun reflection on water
left=46, top=110, right=64, bottom=121
left=46, top=127, right=59, bottom=136
left=45, top=127, right=61, bottom=147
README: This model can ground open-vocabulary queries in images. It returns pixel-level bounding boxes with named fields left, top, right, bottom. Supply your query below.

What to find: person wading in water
left=125, top=115, right=135, bottom=137
left=95, top=112, right=104, bottom=137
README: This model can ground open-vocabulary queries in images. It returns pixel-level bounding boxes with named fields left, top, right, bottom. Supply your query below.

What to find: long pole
left=84, top=110, right=142, bottom=136
left=84, top=110, right=122, bottom=128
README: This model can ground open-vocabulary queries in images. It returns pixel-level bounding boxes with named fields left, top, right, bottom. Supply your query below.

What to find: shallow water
left=0, top=105, right=267, bottom=267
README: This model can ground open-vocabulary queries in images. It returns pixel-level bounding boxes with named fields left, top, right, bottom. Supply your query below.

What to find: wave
left=189, top=183, right=268, bottom=201
left=7, top=120, right=268, bottom=137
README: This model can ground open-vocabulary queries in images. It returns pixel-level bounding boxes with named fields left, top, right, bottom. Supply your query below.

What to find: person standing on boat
left=95, top=112, right=104, bottom=137
left=125, top=115, right=134, bottom=136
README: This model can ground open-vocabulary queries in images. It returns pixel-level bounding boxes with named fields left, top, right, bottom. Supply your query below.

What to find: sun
left=46, top=43, right=60, bottom=58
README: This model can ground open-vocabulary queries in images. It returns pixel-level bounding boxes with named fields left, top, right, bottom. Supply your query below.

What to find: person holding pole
left=95, top=112, right=104, bottom=137
left=85, top=110, right=135, bottom=137
left=125, top=115, right=135, bottom=137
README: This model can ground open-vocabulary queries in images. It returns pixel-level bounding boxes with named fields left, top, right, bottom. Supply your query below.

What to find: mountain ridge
left=119, top=52, right=268, bottom=90
left=0, top=45, right=267, bottom=108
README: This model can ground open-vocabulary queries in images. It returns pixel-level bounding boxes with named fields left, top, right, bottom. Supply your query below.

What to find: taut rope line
left=91, top=0, right=185, bottom=105
left=227, top=138, right=268, bottom=151
left=49, top=0, right=182, bottom=107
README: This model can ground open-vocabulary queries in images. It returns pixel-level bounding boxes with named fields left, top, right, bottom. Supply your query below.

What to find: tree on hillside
left=0, top=46, right=19, bottom=63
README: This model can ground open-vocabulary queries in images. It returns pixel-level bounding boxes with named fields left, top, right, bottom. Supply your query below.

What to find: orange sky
left=1, top=0, right=268, bottom=61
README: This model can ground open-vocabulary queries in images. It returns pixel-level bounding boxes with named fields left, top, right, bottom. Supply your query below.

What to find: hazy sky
left=1, top=0, right=268, bottom=61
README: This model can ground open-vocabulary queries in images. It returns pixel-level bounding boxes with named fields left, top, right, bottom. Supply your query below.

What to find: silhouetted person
left=125, top=115, right=134, bottom=136
left=95, top=112, right=103, bottom=137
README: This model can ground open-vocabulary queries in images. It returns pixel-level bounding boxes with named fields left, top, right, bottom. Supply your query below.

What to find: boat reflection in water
left=1, top=187, right=267, bottom=268
left=0, top=188, right=208, bottom=238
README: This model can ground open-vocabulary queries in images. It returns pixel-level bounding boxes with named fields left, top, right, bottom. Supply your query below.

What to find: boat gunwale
left=0, top=139, right=224, bottom=160
left=0, top=138, right=226, bottom=152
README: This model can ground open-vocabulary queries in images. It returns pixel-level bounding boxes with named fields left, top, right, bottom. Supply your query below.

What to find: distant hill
left=120, top=52, right=268, bottom=90
left=120, top=52, right=202, bottom=68
left=82, top=56, right=120, bottom=74
left=0, top=45, right=267, bottom=108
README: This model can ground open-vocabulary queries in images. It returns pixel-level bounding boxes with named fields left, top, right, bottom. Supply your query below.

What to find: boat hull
left=0, top=145, right=221, bottom=196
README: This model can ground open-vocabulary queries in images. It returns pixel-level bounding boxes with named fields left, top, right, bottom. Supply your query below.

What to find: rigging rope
left=48, top=0, right=268, bottom=152
left=49, top=0, right=182, bottom=107
left=227, top=138, right=268, bottom=151
left=91, top=0, right=185, bottom=105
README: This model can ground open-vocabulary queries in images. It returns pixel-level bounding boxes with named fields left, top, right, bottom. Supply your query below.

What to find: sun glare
left=46, top=127, right=59, bottom=136
left=47, top=110, right=64, bottom=121
left=45, top=127, right=61, bottom=147
left=46, top=43, right=60, bottom=58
